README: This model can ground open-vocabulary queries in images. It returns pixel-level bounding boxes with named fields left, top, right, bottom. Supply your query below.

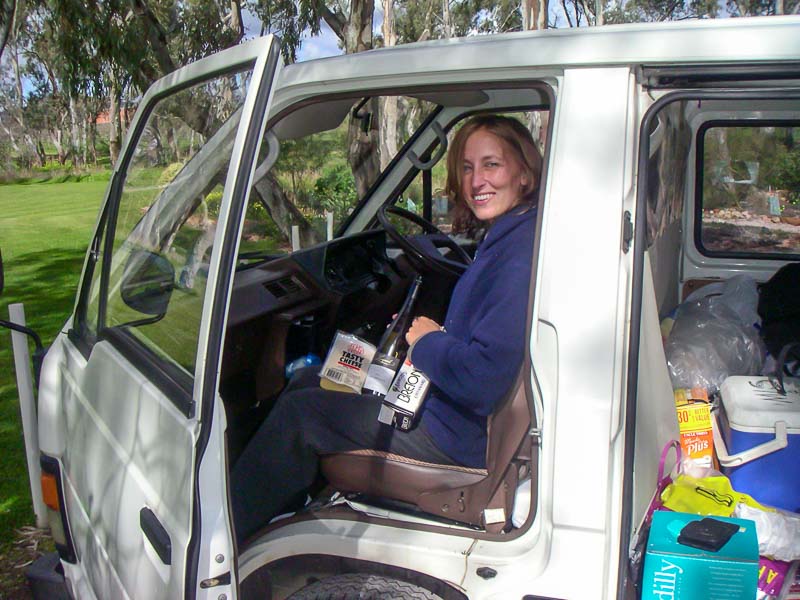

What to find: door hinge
left=622, top=210, right=634, bottom=254
left=200, top=572, right=231, bottom=588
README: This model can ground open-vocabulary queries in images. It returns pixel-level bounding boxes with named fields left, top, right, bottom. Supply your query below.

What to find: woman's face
left=460, top=128, right=528, bottom=222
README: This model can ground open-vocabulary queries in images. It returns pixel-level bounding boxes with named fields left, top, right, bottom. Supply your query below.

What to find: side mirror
left=121, top=250, right=175, bottom=316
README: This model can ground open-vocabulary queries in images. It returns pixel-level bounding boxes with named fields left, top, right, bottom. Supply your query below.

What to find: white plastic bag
left=684, top=274, right=761, bottom=329
left=665, top=293, right=765, bottom=393
left=734, top=503, right=800, bottom=562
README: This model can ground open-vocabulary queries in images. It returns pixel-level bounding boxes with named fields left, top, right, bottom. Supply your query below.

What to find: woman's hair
left=445, top=114, right=543, bottom=235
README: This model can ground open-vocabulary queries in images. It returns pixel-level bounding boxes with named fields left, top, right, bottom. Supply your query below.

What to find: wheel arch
left=239, top=553, right=468, bottom=600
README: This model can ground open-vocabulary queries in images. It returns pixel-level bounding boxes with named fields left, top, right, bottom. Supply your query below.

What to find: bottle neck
left=377, top=276, right=422, bottom=356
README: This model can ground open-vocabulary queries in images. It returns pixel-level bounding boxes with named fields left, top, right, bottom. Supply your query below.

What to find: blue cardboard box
left=641, top=512, right=758, bottom=600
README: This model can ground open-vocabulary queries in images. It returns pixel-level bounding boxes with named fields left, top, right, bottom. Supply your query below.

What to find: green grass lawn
left=0, top=178, right=107, bottom=549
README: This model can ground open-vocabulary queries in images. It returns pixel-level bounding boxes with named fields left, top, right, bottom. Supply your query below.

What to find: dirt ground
left=0, top=528, right=53, bottom=600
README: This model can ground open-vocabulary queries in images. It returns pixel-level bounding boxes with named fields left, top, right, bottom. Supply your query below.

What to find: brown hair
left=445, top=114, right=543, bottom=235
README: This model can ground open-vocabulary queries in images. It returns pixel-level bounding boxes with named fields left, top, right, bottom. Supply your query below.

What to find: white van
left=14, top=16, right=800, bottom=600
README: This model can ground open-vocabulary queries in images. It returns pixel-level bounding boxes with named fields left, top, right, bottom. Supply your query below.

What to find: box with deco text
left=674, top=388, right=714, bottom=467
left=641, top=512, right=758, bottom=600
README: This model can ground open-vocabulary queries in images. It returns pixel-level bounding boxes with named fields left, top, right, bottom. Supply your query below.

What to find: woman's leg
left=230, top=369, right=454, bottom=542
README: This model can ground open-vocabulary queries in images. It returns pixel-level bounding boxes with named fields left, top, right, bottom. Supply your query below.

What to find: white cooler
left=712, top=375, right=800, bottom=513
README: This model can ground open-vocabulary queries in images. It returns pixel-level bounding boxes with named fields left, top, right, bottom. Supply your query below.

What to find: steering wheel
left=377, top=204, right=472, bottom=277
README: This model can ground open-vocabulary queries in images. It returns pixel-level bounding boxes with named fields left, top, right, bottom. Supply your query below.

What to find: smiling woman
left=446, top=114, right=543, bottom=233
left=230, top=112, right=542, bottom=542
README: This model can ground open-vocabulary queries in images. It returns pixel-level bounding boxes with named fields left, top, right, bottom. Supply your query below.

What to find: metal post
left=291, top=225, right=300, bottom=252
left=326, top=211, right=334, bottom=241
left=8, top=303, right=47, bottom=528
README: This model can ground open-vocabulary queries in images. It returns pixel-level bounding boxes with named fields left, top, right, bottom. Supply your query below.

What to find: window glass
left=102, top=69, right=252, bottom=375
left=80, top=226, right=107, bottom=340
left=240, top=100, right=548, bottom=263
left=390, top=109, right=549, bottom=241
left=700, top=124, right=800, bottom=257
left=237, top=95, right=438, bottom=263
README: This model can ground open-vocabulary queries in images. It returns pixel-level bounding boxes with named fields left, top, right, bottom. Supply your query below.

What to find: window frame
left=694, top=118, right=800, bottom=261
left=70, top=60, right=265, bottom=419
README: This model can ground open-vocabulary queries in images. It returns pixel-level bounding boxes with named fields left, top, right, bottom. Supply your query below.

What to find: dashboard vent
left=263, top=276, right=302, bottom=299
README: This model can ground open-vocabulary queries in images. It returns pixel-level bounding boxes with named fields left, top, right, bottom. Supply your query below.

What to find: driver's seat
left=319, top=372, right=534, bottom=531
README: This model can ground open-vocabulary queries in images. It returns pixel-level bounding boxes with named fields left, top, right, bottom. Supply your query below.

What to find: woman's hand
left=406, top=316, right=442, bottom=346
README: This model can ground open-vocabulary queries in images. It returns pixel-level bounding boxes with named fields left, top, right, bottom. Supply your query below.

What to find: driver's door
left=40, top=37, right=282, bottom=599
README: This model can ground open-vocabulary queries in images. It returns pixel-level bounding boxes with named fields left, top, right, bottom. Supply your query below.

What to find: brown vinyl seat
left=320, top=372, right=534, bottom=531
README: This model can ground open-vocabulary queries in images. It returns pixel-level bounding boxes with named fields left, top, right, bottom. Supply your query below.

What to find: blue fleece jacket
left=412, top=207, right=536, bottom=468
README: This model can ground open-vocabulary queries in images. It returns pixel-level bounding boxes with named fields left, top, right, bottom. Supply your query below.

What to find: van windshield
left=236, top=94, right=440, bottom=261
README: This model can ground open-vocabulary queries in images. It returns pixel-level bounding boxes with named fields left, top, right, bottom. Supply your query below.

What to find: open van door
left=37, top=36, right=282, bottom=599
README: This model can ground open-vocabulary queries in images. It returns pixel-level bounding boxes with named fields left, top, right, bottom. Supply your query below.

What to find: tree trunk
left=35, top=140, right=45, bottom=167
left=228, top=0, right=244, bottom=40
left=442, top=0, right=453, bottom=38
left=560, top=0, right=574, bottom=26
left=150, top=116, right=165, bottom=165
left=82, top=118, right=89, bottom=166
left=348, top=98, right=381, bottom=199
left=339, top=0, right=380, bottom=197
left=252, top=170, right=321, bottom=247
left=109, top=78, right=122, bottom=165
left=88, top=116, right=98, bottom=165
left=379, top=0, right=398, bottom=171
left=69, top=95, right=82, bottom=167
left=528, top=112, right=549, bottom=155
left=579, top=0, right=592, bottom=24
left=523, top=0, right=548, bottom=30
left=53, top=128, right=65, bottom=164
left=0, top=0, right=16, bottom=62
left=10, top=40, right=39, bottom=162
left=167, top=126, right=180, bottom=162
left=712, top=127, right=738, bottom=206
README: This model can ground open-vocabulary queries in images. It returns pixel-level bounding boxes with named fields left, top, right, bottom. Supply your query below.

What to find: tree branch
left=314, top=0, right=346, bottom=40
left=0, top=0, right=16, bottom=61
left=129, top=0, right=177, bottom=76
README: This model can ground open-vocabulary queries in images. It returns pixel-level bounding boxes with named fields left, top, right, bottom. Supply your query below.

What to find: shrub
left=156, top=162, right=187, bottom=187
left=313, top=164, right=358, bottom=224
left=205, top=190, right=223, bottom=217
left=764, top=148, right=800, bottom=205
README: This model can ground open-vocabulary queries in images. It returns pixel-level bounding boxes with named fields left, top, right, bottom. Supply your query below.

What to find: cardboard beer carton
left=378, top=359, right=430, bottom=431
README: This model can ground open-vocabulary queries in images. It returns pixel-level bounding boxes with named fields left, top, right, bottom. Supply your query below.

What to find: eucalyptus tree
left=0, top=0, right=14, bottom=60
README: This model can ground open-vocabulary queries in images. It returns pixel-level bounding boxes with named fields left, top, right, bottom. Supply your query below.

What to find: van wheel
left=287, top=573, right=443, bottom=600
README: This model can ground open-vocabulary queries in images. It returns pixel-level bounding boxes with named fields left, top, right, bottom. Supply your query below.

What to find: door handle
left=140, top=507, right=172, bottom=565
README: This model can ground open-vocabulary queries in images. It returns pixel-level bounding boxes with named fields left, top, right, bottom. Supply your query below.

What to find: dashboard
left=222, top=230, right=409, bottom=405
left=228, top=230, right=397, bottom=328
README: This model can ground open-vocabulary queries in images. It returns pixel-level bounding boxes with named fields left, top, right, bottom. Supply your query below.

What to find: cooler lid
left=719, top=376, right=800, bottom=432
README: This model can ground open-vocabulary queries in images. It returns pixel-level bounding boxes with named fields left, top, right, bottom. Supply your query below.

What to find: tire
left=287, top=573, right=443, bottom=600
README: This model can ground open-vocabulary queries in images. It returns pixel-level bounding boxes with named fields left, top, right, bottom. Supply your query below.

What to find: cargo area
left=631, top=93, right=800, bottom=599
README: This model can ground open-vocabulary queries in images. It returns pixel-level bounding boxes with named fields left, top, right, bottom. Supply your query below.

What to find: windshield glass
left=239, top=94, right=439, bottom=259
left=239, top=88, right=549, bottom=261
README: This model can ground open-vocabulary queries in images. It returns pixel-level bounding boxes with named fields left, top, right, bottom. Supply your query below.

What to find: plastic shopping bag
left=644, top=440, right=682, bottom=526
left=629, top=441, right=682, bottom=589
left=661, top=473, right=771, bottom=517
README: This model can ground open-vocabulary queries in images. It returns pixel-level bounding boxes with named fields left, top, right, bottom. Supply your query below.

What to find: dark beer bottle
left=362, top=276, right=422, bottom=397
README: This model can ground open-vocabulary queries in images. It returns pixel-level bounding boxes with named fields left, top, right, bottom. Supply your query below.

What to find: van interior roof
left=271, top=87, right=549, bottom=140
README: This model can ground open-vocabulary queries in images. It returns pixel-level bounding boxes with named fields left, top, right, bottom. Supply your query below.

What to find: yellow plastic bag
left=661, top=474, right=772, bottom=517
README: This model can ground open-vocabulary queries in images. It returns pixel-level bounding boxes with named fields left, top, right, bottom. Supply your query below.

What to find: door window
left=86, top=70, right=253, bottom=375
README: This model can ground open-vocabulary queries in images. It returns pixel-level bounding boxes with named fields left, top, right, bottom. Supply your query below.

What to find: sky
left=242, top=6, right=350, bottom=63
left=297, top=21, right=343, bottom=61
left=250, top=3, right=580, bottom=63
